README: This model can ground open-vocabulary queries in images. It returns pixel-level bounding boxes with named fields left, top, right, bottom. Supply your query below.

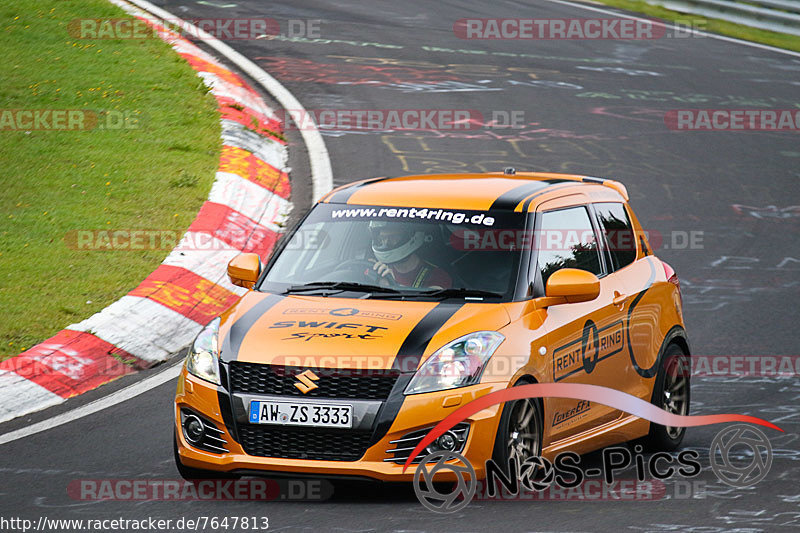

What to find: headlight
left=186, top=317, right=221, bottom=385
left=404, top=331, right=504, bottom=395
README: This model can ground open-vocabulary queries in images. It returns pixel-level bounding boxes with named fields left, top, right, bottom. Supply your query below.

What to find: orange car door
left=593, top=201, right=668, bottom=401
left=534, top=203, right=627, bottom=441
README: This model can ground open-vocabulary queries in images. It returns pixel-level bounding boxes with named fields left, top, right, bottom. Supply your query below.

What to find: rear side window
left=594, top=202, right=636, bottom=271
left=537, top=206, right=602, bottom=286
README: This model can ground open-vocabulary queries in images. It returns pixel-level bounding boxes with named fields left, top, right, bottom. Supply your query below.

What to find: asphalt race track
left=2, top=0, right=799, bottom=530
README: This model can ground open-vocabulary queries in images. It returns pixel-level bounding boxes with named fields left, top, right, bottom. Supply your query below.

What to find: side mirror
left=541, top=268, right=600, bottom=307
left=227, top=253, right=261, bottom=289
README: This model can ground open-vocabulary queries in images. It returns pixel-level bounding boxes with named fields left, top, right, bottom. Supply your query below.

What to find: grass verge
left=587, top=0, right=800, bottom=52
left=0, top=0, right=221, bottom=359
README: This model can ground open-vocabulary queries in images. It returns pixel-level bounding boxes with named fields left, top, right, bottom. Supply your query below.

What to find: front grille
left=238, top=425, right=372, bottom=461
left=228, top=362, right=400, bottom=400
left=385, top=423, right=470, bottom=464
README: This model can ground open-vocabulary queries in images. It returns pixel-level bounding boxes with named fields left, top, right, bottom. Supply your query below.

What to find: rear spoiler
left=580, top=176, right=629, bottom=201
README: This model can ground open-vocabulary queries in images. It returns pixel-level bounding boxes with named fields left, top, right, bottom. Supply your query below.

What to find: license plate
left=249, top=401, right=353, bottom=428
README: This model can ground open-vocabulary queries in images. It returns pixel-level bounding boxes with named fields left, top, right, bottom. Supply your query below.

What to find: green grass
left=0, top=0, right=221, bottom=358
left=588, top=0, right=800, bottom=52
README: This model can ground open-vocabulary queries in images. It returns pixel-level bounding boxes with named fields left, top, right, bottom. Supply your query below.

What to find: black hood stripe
left=220, top=293, right=284, bottom=362
left=370, top=302, right=464, bottom=446
left=392, top=303, right=464, bottom=373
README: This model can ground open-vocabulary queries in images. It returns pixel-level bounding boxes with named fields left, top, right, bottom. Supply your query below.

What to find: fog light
left=438, top=432, right=457, bottom=451
left=427, top=431, right=459, bottom=453
left=183, top=414, right=205, bottom=444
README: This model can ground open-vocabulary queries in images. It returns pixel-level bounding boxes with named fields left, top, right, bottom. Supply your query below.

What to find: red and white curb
left=0, top=1, right=294, bottom=424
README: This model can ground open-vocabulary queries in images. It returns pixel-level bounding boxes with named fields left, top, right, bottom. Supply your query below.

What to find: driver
left=368, top=221, right=452, bottom=289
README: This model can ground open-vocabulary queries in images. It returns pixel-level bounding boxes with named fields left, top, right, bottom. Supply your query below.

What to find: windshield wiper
left=283, top=283, right=503, bottom=300
left=283, top=281, right=404, bottom=295
left=417, top=287, right=505, bottom=300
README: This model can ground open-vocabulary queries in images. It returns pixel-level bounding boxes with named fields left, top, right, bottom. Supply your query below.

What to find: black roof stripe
left=326, top=176, right=392, bottom=204
left=328, top=176, right=579, bottom=209
left=520, top=191, right=541, bottom=213
left=490, top=182, right=548, bottom=211
left=489, top=179, right=567, bottom=211
left=520, top=182, right=579, bottom=212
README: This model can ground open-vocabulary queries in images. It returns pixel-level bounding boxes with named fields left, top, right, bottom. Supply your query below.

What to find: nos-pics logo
left=412, top=424, right=773, bottom=513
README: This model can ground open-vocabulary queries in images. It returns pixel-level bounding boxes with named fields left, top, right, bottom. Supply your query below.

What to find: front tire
left=492, top=380, right=543, bottom=475
left=644, top=343, right=691, bottom=451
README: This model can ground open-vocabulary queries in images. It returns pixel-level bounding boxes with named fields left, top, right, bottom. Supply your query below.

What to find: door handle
left=613, top=291, right=627, bottom=307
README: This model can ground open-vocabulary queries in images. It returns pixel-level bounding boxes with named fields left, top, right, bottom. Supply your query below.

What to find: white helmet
left=369, top=221, right=425, bottom=264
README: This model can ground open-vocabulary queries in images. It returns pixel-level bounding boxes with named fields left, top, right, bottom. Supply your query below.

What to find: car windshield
left=258, top=203, right=528, bottom=300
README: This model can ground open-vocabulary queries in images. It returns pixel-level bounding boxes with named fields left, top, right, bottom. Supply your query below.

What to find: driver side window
left=536, top=206, right=602, bottom=287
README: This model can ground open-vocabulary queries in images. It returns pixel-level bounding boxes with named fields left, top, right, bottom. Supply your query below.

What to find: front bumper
left=175, top=366, right=506, bottom=481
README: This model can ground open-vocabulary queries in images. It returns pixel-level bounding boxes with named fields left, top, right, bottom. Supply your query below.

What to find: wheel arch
left=665, top=326, right=691, bottom=357
left=511, top=373, right=546, bottom=438
left=660, top=326, right=691, bottom=370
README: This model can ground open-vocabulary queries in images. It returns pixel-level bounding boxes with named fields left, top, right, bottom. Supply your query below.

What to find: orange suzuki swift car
left=174, top=170, right=690, bottom=481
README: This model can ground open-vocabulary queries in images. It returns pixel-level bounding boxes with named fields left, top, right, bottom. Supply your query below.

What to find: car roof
left=319, top=171, right=628, bottom=212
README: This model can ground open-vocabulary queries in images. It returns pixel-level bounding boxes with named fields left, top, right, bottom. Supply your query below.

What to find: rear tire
left=643, top=343, right=691, bottom=451
left=491, top=379, right=543, bottom=475
left=173, top=432, right=240, bottom=480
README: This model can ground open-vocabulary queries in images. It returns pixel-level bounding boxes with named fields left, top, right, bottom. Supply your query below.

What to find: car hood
left=218, top=292, right=512, bottom=371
